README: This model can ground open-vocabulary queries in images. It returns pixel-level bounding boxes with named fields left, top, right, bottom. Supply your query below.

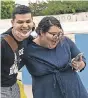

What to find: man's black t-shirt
left=1, top=28, right=33, bottom=87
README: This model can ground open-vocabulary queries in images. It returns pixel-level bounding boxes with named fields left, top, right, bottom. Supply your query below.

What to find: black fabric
left=1, top=28, right=33, bottom=87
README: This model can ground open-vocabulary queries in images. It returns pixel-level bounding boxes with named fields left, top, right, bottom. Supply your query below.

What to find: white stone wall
left=0, top=12, right=88, bottom=33
left=33, top=12, right=88, bottom=24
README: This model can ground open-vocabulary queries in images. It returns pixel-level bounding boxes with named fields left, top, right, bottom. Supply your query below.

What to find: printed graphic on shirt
left=18, top=48, right=24, bottom=62
left=9, top=53, right=18, bottom=75
left=9, top=48, right=24, bottom=75
left=19, top=48, right=24, bottom=56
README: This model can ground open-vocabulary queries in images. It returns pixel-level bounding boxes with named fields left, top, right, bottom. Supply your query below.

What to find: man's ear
left=32, top=22, right=35, bottom=31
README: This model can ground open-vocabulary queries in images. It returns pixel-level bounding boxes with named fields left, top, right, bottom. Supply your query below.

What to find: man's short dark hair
left=12, top=5, right=32, bottom=19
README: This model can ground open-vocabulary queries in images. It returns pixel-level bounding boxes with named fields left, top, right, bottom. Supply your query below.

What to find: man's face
left=11, top=13, right=34, bottom=41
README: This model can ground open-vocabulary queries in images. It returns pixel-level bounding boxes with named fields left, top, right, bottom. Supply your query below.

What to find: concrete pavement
left=24, top=85, right=33, bottom=98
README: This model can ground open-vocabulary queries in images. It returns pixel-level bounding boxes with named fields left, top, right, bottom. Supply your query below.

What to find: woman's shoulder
left=63, top=36, right=72, bottom=42
left=57, top=36, right=73, bottom=49
left=60, top=36, right=71, bottom=45
left=62, top=36, right=74, bottom=45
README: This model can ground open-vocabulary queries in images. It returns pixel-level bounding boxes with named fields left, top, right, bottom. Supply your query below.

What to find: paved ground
left=17, top=73, right=33, bottom=98
left=24, top=85, right=33, bottom=98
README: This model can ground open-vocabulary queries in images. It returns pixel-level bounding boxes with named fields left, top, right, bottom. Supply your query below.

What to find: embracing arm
left=18, top=35, right=34, bottom=70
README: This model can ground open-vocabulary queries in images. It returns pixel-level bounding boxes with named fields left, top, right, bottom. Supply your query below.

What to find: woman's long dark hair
left=36, top=16, right=63, bottom=35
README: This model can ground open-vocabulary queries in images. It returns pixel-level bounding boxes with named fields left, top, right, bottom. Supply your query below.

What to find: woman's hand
left=71, top=56, right=85, bottom=71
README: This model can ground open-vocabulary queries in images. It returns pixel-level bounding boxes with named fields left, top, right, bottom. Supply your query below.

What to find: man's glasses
left=47, top=31, right=64, bottom=39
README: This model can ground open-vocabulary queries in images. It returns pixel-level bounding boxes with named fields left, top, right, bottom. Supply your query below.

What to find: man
left=1, top=5, right=34, bottom=98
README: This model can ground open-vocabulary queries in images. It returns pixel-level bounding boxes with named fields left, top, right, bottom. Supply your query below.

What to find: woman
left=23, top=16, right=88, bottom=98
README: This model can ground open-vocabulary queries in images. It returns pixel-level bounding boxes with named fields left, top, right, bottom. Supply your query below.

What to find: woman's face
left=40, top=25, right=63, bottom=49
